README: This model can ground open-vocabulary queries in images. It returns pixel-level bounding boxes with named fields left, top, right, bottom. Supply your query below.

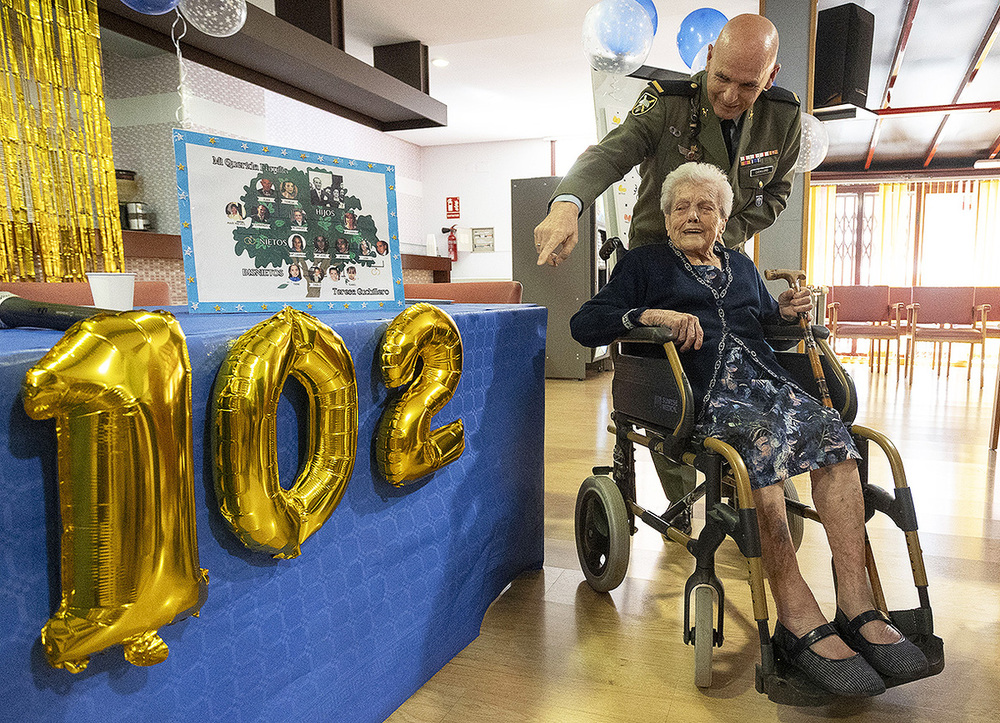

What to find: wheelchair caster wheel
left=575, top=475, right=630, bottom=592
left=693, top=585, right=715, bottom=688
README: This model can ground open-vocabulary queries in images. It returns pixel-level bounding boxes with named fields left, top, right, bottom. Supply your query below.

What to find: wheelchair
left=573, top=322, right=944, bottom=705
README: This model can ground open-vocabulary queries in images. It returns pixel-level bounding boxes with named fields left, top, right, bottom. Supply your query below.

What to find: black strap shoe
left=773, top=621, right=886, bottom=697
left=834, top=608, right=929, bottom=680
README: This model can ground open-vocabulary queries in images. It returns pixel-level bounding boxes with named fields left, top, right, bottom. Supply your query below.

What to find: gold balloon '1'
left=22, top=311, right=209, bottom=673
left=377, top=303, right=464, bottom=485
left=212, top=307, right=358, bottom=558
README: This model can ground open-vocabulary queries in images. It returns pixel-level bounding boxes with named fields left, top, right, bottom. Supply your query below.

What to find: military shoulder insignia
left=762, top=85, right=801, bottom=106
left=631, top=91, right=658, bottom=116
left=649, top=78, right=699, bottom=97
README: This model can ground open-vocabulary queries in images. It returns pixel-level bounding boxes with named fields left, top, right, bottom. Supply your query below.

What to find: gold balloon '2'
left=377, top=303, right=464, bottom=485
left=212, top=307, right=358, bottom=558
left=22, top=311, right=209, bottom=673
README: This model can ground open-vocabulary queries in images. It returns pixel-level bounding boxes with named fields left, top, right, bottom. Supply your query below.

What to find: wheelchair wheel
left=693, top=585, right=715, bottom=688
left=575, top=475, right=630, bottom=592
left=783, top=478, right=804, bottom=551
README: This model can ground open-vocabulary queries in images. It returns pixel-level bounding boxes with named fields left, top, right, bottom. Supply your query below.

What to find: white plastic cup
left=86, top=272, right=136, bottom=311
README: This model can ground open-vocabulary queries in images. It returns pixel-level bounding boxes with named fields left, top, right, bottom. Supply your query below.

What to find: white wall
left=420, top=139, right=553, bottom=281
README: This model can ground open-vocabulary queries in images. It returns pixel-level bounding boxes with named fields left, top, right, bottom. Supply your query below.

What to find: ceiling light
left=431, top=58, right=449, bottom=68
left=973, top=158, right=1000, bottom=169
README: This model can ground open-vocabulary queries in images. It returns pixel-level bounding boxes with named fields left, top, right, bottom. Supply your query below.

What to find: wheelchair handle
left=599, top=235, right=626, bottom=261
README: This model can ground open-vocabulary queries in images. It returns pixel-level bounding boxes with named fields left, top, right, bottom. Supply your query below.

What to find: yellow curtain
left=876, top=182, right=913, bottom=286
left=974, top=179, right=1000, bottom=286
left=808, top=184, right=837, bottom=285
left=0, top=0, right=122, bottom=281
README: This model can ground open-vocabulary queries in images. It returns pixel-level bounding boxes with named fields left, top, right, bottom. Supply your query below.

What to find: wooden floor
left=389, top=350, right=1000, bottom=722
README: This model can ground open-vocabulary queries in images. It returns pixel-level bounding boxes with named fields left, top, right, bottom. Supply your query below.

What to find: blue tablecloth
left=0, top=304, right=546, bottom=722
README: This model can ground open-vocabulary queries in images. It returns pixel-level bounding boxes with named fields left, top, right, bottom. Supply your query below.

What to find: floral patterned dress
left=689, top=264, right=860, bottom=490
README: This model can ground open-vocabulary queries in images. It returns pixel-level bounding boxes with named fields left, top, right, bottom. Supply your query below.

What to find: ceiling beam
left=922, top=3, right=1000, bottom=167
left=988, top=134, right=1000, bottom=158
left=875, top=100, right=1000, bottom=116
left=864, top=0, right=921, bottom=169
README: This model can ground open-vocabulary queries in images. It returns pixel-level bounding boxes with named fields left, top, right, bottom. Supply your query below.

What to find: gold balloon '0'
left=22, top=311, right=209, bottom=673
left=377, top=303, right=464, bottom=486
left=212, top=307, right=358, bottom=558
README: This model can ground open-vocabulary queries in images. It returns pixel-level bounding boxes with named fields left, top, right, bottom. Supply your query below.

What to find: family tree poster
left=173, top=130, right=404, bottom=313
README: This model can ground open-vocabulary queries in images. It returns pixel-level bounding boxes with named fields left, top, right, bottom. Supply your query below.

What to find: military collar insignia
left=631, top=91, right=657, bottom=116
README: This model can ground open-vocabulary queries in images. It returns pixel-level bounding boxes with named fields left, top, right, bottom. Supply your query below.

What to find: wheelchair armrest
left=763, top=324, right=830, bottom=351
left=616, top=326, right=678, bottom=344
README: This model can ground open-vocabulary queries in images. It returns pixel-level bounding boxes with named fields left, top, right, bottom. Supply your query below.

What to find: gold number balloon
left=377, top=303, right=465, bottom=485
left=212, top=307, right=358, bottom=559
left=22, top=311, right=209, bottom=673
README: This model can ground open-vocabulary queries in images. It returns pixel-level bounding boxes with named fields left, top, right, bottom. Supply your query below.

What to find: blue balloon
left=120, top=0, right=179, bottom=15
left=634, top=0, right=658, bottom=34
left=677, top=8, right=728, bottom=69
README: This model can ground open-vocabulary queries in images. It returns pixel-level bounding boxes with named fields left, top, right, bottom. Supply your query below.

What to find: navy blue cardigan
left=571, top=241, right=797, bottom=412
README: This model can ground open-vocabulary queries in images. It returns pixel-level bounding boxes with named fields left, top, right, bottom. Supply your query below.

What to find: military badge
left=631, top=91, right=657, bottom=116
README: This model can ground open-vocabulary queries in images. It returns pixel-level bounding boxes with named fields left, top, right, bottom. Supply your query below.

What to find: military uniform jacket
left=553, top=70, right=801, bottom=251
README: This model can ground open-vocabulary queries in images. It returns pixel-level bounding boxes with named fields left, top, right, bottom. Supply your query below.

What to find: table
left=0, top=304, right=545, bottom=722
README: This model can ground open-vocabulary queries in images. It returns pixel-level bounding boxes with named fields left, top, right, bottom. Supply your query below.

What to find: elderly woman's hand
left=639, top=309, right=704, bottom=351
left=778, top=288, right=812, bottom=322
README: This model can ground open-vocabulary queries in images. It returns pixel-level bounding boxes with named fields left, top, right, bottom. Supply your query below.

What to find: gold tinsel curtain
left=0, top=0, right=121, bottom=281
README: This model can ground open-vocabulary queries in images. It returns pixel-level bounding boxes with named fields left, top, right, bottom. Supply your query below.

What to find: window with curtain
left=808, top=179, right=1000, bottom=287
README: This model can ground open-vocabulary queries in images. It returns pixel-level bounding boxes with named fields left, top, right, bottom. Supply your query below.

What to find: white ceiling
left=342, top=0, right=755, bottom=147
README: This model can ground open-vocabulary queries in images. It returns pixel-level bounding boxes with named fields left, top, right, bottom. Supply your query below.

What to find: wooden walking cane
left=764, top=269, right=834, bottom=409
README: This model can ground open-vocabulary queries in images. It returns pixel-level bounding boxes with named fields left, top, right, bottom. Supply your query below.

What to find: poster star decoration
left=173, top=130, right=404, bottom=314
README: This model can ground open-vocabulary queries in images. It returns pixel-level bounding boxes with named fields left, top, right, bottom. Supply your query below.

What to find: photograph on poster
left=174, top=130, right=403, bottom=313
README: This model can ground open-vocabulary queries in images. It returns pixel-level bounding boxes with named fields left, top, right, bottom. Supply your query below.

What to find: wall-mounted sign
left=446, top=196, right=460, bottom=219
left=173, top=129, right=404, bottom=314
left=472, top=227, right=495, bottom=253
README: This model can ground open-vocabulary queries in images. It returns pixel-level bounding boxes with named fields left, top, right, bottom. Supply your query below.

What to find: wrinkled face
left=312, top=177, right=322, bottom=189
left=665, top=182, right=728, bottom=253
left=705, top=43, right=778, bottom=120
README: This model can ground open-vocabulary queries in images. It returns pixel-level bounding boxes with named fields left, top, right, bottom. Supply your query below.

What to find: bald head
left=704, top=14, right=781, bottom=120
left=716, top=14, right=779, bottom=64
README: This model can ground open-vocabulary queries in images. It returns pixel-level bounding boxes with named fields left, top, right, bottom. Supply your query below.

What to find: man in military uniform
left=535, top=14, right=802, bottom=515
left=534, top=13, right=801, bottom=264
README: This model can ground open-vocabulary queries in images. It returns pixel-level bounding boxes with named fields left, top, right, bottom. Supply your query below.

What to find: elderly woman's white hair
left=659, top=162, right=734, bottom=219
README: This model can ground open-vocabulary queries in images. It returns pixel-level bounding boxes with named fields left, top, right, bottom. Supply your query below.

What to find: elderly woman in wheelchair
left=569, top=162, right=939, bottom=701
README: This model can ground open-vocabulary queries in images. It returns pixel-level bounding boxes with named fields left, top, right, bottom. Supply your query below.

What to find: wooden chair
left=404, top=281, right=523, bottom=304
left=905, top=286, right=989, bottom=387
left=974, top=286, right=1000, bottom=338
left=0, top=280, right=171, bottom=307
left=826, top=285, right=902, bottom=373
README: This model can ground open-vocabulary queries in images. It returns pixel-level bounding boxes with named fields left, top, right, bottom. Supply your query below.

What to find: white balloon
left=582, top=0, right=655, bottom=76
left=179, top=0, right=247, bottom=38
left=795, top=112, right=830, bottom=173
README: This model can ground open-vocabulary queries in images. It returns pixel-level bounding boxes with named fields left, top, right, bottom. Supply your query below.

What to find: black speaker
left=814, top=3, right=875, bottom=109
left=374, top=41, right=430, bottom=95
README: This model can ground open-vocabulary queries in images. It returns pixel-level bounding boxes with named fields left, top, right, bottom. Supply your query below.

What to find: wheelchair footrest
left=756, top=607, right=945, bottom=705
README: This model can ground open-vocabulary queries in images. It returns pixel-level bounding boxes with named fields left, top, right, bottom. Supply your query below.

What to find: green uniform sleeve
left=551, top=85, right=665, bottom=211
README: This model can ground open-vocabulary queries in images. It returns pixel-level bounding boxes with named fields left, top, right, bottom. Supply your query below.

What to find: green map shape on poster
left=233, top=167, right=385, bottom=273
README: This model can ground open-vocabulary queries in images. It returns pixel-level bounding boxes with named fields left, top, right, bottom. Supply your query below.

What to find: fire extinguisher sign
left=446, top=197, right=460, bottom=219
